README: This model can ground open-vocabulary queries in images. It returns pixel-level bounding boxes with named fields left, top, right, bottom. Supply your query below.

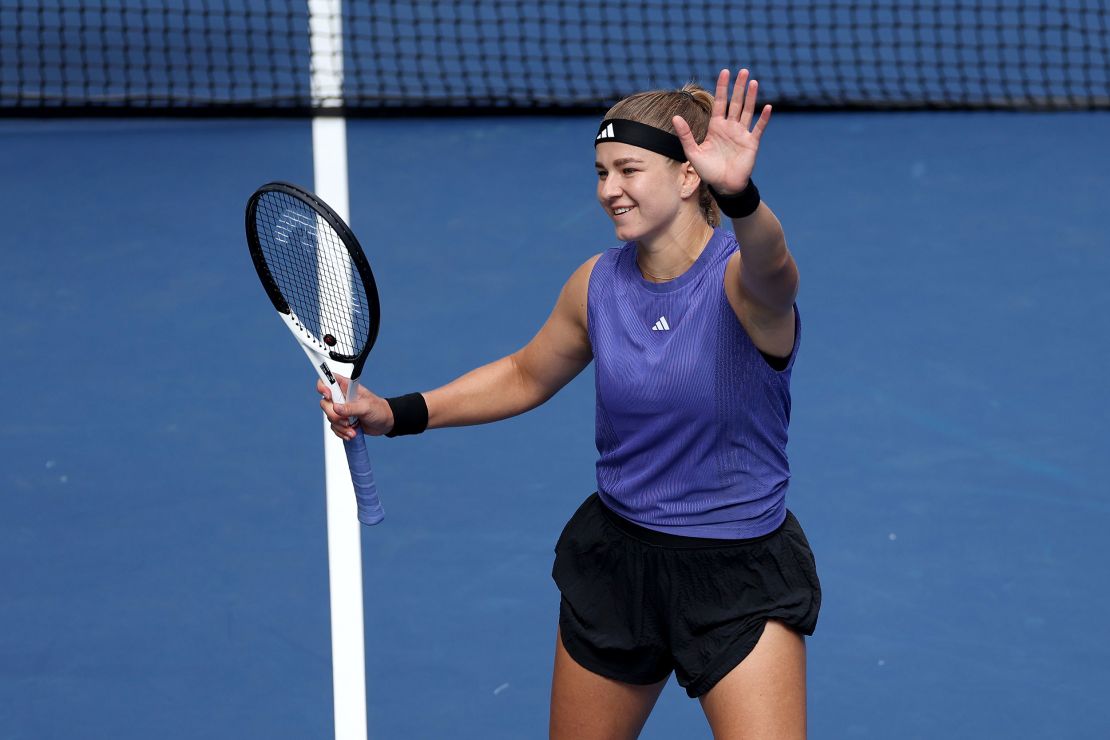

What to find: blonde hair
left=604, top=83, right=719, bottom=227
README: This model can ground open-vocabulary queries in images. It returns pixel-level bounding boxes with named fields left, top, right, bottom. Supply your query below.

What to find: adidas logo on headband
left=595, top=122, right=616, bottom=141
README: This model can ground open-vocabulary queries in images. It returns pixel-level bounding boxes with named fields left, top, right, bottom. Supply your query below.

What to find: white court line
left=309, top=2, right=369, bottom=740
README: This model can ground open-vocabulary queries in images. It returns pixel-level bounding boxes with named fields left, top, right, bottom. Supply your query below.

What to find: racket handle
left=343, top=428, right=384, bottom=525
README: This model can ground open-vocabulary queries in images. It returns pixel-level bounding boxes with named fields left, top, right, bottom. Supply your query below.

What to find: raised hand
left=672, top=68, right=771, bottom=195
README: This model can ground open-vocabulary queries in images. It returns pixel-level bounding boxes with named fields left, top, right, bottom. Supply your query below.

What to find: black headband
left=594, top=118, right=687, bottom=162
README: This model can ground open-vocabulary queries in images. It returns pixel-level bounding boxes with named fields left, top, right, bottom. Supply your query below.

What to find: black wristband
left=385, top=393, right=428, bottom=438
left=709, top=179, right=761, bottom=219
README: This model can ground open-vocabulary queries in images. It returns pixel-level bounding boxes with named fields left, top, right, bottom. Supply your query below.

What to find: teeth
left=614, top=207, right=632, bottom=215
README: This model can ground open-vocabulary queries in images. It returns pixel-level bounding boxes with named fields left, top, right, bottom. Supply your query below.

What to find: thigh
left=550, top=628, right=668, bottom=740
left=698, top=620, right=807, bottom=740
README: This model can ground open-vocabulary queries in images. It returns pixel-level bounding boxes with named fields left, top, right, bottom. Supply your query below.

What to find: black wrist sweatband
left=385, top=393, right=428, bottom=438
left=710, top=179, right=761, bottom=219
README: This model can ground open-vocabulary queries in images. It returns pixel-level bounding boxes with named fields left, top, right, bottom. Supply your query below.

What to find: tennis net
left=2, top=0, right=1107, bottom=115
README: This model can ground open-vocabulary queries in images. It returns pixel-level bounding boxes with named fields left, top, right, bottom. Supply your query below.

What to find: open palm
left=673, top=68, right=771, bottom=195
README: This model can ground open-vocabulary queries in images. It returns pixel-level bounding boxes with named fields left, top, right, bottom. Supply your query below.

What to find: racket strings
left=254, top=191, right=371, bottom=357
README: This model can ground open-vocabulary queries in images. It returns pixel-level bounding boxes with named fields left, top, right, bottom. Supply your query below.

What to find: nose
left=600, top=175, right=622, bottom=201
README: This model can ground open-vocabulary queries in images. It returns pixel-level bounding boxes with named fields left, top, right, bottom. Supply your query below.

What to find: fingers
left=332, top=393, right=370, bottom=420
left=729, top=68, right=749, bottom=122
left=712, top=68, right=730, bottom=119
left=316, top=374, right=360, bottom=429
left=740, top=76, right=757, bottom=127
left=752, top=104, right=773, bottom=142
left=330, top=418, right=354, bottom=439
left=718, top=68, right=767, bottom=135
left=315, top=379, right=393, bottom=440
left=317, top=374, right=350, bottom=401
left=672, top=115, right=699, bottom=156
left=319, top=392, right=363, bottom=441
left=321, top=401, right=356, bottom=440
left=319, top=393, right=347, bottom=423
left=317, top=380, right=349, bottom=428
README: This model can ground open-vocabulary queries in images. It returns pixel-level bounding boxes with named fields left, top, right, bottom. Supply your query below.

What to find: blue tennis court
left=2, top=108, right=1108, bottom=738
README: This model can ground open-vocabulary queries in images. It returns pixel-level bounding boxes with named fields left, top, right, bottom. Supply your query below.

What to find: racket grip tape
left=343, top=429, right=384, bottom=525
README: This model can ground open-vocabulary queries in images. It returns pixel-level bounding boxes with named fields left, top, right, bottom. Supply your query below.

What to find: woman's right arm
left=320, top=254, right=599, bottom=439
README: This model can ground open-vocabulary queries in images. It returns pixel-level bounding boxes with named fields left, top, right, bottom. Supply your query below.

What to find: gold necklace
left=638, top=261, right=691, bottom=282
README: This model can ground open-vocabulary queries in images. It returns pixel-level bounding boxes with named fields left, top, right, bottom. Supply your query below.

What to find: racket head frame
left=245, top=180, right=381, bottom=382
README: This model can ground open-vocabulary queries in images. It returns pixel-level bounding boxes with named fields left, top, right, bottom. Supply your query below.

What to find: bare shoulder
left=723, top=251, right=797, bottom=358
left=517, top=253, right=602, bottom=374
left=566, top=253, right=603, bottom=293
left=557, top=253, right=604, bottom=328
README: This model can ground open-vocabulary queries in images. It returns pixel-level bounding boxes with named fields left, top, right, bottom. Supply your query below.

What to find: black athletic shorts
left=552, top=493, right=821, bottom=698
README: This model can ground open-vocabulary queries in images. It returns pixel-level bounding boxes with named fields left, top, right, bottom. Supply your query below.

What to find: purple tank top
left=587, top=227, right=799, bottom=539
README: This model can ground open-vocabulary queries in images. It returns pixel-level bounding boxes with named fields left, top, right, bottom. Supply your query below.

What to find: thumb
left=672, top=115, right=699, bottom=157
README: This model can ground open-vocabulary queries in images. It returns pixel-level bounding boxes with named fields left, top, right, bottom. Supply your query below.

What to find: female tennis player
left=319, top=68, right=821, bottom=739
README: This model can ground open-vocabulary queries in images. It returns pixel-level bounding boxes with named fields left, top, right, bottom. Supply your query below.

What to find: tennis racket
left=245, top=181, right=384, bottom=525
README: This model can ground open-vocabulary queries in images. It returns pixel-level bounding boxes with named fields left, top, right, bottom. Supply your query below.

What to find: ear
left=679, top=161, right=702, bottom=200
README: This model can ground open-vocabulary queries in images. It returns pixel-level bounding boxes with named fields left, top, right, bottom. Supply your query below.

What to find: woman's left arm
left=673, top=68, right=799, bottom=319
left=729, top=202, right=798, bottom=317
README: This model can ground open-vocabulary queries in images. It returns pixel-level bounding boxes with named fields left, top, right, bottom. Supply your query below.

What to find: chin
left=613, top=222, right=645, bottom=242
left=616, top=223, right=662, bottom=245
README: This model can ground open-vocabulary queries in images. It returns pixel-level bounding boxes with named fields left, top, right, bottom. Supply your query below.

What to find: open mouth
left=612, top=206, right=634, bottom=216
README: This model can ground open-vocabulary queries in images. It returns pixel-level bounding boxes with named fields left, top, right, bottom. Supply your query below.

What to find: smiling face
left=595, top=142, right=692, bottom=243
left=597, top=85, right=721, bottom=233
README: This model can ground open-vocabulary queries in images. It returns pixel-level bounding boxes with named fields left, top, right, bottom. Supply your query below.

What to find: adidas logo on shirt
left=595, top=122, right=616, bottom=141
left=651, top=316, right=671, bottom=331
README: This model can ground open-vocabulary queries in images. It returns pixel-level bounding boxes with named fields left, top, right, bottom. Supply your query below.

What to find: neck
left=636, top=212, right=714, bottom=283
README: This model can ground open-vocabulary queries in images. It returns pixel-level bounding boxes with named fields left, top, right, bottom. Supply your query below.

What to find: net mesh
left=252, top=189, right=372, bottom=359
left=3, top=0, right=1107, bottom=114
